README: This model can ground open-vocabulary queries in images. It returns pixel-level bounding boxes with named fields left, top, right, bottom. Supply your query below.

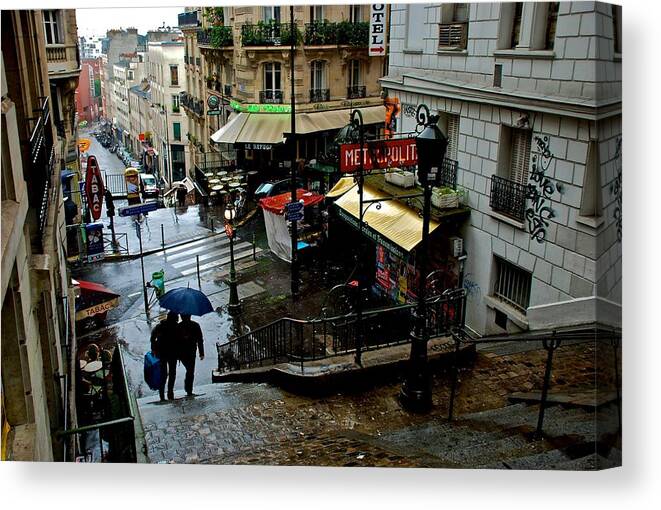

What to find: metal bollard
left=161, top=224, right=165, bottom=250
left=252, top=232, right=256, bottom=260
left=196, top=255, right=201, bottom=289
left=210, top=218, right=215, bottom=232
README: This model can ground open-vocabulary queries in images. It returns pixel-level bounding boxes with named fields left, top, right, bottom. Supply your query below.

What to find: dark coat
left=150, top=319, right=178, bottom=361
left=177, top=320, right=204, bottom=360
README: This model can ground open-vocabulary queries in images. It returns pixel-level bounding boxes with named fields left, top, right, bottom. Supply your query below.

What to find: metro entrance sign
left=340, top=138, right=418, bottom=173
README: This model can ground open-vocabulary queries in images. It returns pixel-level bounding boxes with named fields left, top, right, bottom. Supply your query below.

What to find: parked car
left=254, top=178, right=306, bottom=200
left=139, top=173, right=159, bottom=199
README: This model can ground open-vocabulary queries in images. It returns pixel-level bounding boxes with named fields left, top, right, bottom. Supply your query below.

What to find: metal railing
left=438, top=157, right=459, bottom=190
left=29, top=96, right=55, bottom=244
left=490, top=175, right=527, bottom=222
left=447, top=325, right=621, bottom=437
left=259, top=89, right=284, bottom=104
left=103, top=173, right=126, bottom=197
left=303, top=21, right=370, bottom=46
left=197, top=26, right=233, bottom=48
left=103, top=232, right=129, bottom=256
left=347, top=85, right=366, bottom=99
left=217, top=292, right=466, bottom=373
left=438, top=22, right=468, bottom=49
left=180, top=93, right=205, bottom=116
left=309, top=88, right=330, bottom=102
left=178, top=10, right=200, bottom=28
left=241, top=22, right=296, bottom=47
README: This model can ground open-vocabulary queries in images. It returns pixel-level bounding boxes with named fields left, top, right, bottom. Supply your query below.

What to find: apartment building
left=179, top=5, right=385, bottom=180
left=1, top=8, right=80, bottom=460
left=100, top=28, right=139, bottom=127
left=79, top=35, right=103, bottom=59
left=111, top=54, right=145, bottom=150
left=146, top=36, right=186, bottom=183
left=75, top=58, right=102, bottom=123
left=381, top=2, right=622, bottom=336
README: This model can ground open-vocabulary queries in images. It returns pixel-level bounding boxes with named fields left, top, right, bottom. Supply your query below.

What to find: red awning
left=76, top=280, right=119, bottom=297
left=259, top=189, right=324, bottom=215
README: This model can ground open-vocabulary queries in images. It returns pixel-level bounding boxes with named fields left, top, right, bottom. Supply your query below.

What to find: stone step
left=494, top=448, right=573, bottom=470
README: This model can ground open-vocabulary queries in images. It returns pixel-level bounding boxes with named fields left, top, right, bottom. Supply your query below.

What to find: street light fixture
left=224, top=203, right=242, bottom=315
left=400, top=104, right=448, bottom=412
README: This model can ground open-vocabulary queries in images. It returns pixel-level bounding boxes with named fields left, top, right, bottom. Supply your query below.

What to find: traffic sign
left=118, top=201, right=159, bottom=217
left=285, top=201, right=304, bottom=213
left=286, top=211, right=304, bottom=222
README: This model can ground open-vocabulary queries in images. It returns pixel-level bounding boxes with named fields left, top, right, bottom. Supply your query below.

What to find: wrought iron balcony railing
left=178, top=11, right=200, bottom=28
left=29, top=97, right=56, bottom=243
left=197, top=26, right=233, bottom=48
left=490, top=175, right=527, bottom=222
left=259, top=89, right=283, bottom=104
left=439, top=157, right=458, bottom=190
left=438, top=22, right=468, bottom=49
left=303, top=21, right=370, bottom=47
left=346, top=85, right=366, bottom=99
left=309, top=88, right=330, bottom=102
left=241, top=22, right=297, bottom=47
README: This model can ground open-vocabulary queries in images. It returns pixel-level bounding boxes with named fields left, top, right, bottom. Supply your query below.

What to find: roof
left=334, top=182, right=440, bottom=255
left=211, top=105, right=385, bottom=145
left=259, top=190, right=324, bottom=215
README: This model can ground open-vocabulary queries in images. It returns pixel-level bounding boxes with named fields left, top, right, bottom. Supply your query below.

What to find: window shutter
left=446, top=114, right=459, bottom=160
left=510, top=128, right=531, bottom=185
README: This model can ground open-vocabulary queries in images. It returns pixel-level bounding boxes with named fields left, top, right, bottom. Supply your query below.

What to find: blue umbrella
left=158, top=287, right=214, bottom=316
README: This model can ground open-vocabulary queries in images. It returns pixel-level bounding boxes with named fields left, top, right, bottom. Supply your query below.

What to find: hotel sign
left=369, top=4, right=387, bottom=57
left=340, top=138, right=418, bottom=173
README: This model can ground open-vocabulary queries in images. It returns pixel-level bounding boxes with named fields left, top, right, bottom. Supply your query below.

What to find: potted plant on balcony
left=211, top=25, right=233, bottom=48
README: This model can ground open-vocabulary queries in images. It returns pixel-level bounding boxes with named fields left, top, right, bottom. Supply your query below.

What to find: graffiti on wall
left=611, top=137, right=622, bottom=242
left=525, top=135, right=556, bottom=243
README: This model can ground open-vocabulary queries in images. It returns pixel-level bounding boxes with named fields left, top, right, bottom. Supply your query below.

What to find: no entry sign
left=369, top=4, right=387, bottom=57
left=85, top=155, right=105, bottom=221
left=340, top=138, right=418, bottom=173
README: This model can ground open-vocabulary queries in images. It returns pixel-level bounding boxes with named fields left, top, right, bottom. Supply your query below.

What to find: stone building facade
left=1, top=8, right=80, bottom=460
left=382, top=2, right=622, bottom=336
left=100, top=28, right=139, bottom=129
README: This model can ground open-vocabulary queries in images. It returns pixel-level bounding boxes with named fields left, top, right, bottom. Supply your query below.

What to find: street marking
left=170, top=240, right=241, bottom=267
left=127, top=291, right=141, bottom=298
left=159, top=233, right=227, bottom=255
left=163, top=237, right=232, bottom=261
left=180, top=247, right=260, bottom=276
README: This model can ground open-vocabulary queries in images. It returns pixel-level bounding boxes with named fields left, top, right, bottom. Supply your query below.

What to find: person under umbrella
left=157, top=287, right=214, bottom=397
left=150, top=311, right=179, bottom=401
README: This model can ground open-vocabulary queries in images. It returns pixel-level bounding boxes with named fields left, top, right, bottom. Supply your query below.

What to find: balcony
left=28, top=97, right=56, bottom=243
left=178, top=11, right=201, bottom=29
left=309, top=88, right=330, bottom=102
left=304, top=21, right=369, bottom=47
left=438, top=22, right=468, bottom=50
left=346, top=85, right=366, bottom=99
left=241, top=22, right=297, bottom=47
left=490, top=175, right=527, bottom=222
left=197, top=27, right=233, bottom=48
left=180, top=92, right=205, bottom=117
left=46, top=43, right=80, bottom=77
left=438, top=157, right=458, bottom=190
left=259, top=90, right=283, bottom=104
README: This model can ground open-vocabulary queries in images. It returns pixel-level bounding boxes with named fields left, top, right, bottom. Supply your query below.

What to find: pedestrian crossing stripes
left=157, top=234, right=261, bottom=277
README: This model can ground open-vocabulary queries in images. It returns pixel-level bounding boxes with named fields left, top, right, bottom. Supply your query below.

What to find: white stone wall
left=384, top=3, right=621, bottom=335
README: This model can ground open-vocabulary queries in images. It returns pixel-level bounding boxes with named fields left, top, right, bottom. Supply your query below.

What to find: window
left=348, top=59, right=361, bottom=87
left=545, top=3, right=559, bottom=49
left=579, top=140, right=603, bottom=219
left=264, top=62, right=281, bottom=91
left=350, top=5, right=362, bottom=23
left=127, top=70, right=134, bottom=80
left=172, top=94, right=180, bottom=113
left=310, top=5, right=324, bottom=22
left=173, top=122, right=181, bottom=141
left=170, top=65, right=179, bottom=86
left=499, top=126, right=531, bottom=185
left=43, top=10, right=61, bottom=45
left=612, top=4, right=622, bottom=54
left=493, top=257, right=532, bottom=313
left=510, top=2, right=523, bottom=48
left=437, top=113, right=460, bottom=161
left=438, top=3, right=469, bottom=49
left=262, top=6, right=281, bottom=22
left=406, top=3, right=425, bottom=51
left=311, top=60, right=326, bottom=90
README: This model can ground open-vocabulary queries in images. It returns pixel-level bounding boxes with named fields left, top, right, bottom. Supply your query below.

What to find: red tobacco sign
left=85, top=155, right=105, bottom=221
left=339, top=138, right=418, bottom=173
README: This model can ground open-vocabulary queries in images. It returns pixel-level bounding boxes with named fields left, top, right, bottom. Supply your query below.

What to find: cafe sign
left=340, top=138, right=418, bottom=173
left=85, top=155, right=105, bottom=221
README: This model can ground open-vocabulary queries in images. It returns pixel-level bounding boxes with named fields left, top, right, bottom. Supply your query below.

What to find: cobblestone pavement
left=139, top=340, right=621, bottom=468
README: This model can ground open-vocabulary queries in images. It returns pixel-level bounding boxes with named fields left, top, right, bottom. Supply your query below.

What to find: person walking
left=176, top=184, right=187, bottom=207
left=150, top=311, right=179, bottom=401
left=177, top=314, right=204, bottom=397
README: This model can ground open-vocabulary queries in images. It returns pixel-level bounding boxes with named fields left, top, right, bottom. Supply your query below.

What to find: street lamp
left=400, top=104, right=448, bottom=412
left=224, top=203, right=242, bottom=316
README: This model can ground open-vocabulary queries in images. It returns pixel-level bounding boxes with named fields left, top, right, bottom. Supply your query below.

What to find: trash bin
left=151, top=270, right=165, bottom=298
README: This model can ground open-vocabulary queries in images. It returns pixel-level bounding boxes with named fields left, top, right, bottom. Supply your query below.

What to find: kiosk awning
left=211, top=105, right=386, bottom=145
left=334, top=182, right=440, bottom=256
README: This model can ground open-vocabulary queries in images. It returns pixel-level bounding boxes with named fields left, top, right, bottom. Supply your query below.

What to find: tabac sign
left=369, top=4, right=387, bottom=56
left=85, top=155, right=105, bottom=221
left=340, top=138, right=418, bottom=173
